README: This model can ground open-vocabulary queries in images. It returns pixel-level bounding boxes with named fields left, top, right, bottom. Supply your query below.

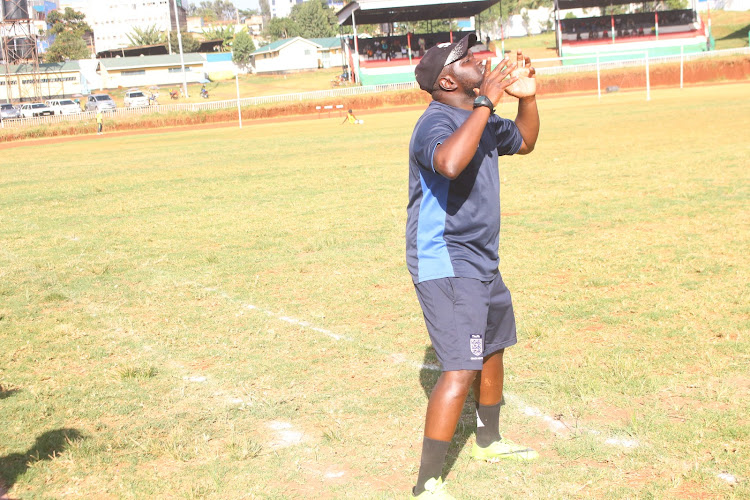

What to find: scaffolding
left=1, top=0, right=41, bottom=102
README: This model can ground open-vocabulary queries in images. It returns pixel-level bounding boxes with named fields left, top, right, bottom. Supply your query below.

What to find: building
left=28, top=0, right=59, bottom=20
left=244, top=14, right=263, bottom=36
left=251, top=37, right=320, bottom=73
left=69, top=0, right=187, bottom=54
left=309, top=37, right=345, bottom=69
left=250, top=36, right=346, bottom=73
left=1, top=61, right=81, bottom=101
left=96, top=53, right=204, bottom=89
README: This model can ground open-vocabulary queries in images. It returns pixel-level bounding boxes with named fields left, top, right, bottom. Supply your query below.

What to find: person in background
left=342, top=109, right=363, bottom=125
left=96, top=109, right=103, bottom=135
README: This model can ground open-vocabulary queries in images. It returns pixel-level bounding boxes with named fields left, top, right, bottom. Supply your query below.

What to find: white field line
left=189, top=282, right=638, bottom=449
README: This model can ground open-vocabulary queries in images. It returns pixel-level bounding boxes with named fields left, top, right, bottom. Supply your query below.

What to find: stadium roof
left=555, top=0, right=638, bottom=9
left=337, top=0, right=500, bottom=26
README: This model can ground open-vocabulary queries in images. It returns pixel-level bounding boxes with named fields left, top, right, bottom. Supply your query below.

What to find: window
left=121, top=69, right=146, bottom=76
left=168, top=67, right=192, bottom=73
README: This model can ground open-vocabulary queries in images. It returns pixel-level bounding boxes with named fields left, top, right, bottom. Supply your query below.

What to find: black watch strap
left=473, top=95, right=494, bottom=114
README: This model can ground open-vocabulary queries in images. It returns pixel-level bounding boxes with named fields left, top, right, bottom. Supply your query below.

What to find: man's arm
left=505, top=51, right=539, bottom=155
left=515, top=96, right=539, bottom=155
left=433, top=58, right=518, bottom=180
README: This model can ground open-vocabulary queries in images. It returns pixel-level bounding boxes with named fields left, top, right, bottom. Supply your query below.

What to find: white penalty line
left=192, top=283, right=639, bottom=449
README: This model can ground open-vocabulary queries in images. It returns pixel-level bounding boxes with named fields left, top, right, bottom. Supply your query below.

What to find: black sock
left=475, top=398, right=504, bottom=447
left=413, top=437, right=450, bottom=495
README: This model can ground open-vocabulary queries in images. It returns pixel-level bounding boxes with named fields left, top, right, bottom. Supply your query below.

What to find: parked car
left=19, top=102, right=54, bottom=118
left=45, top=98, right=81, bottom=115
left=85, top=94, right=116, bottom=112
left=124, top=89, right=149, bottom=108
left=0, top=103, right=21, bottom=120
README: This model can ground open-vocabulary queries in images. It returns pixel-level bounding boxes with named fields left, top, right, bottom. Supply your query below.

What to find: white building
left=68, top=0, right=187, bottom=53
left=251, top=37, right=320, bottom=73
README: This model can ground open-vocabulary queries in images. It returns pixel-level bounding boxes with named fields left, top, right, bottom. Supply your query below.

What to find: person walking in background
left=406, top=35, right=540, bottom=498
left=96, top=109, right=103, bottom=135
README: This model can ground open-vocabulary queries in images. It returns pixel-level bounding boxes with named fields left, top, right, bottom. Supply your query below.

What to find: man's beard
left=455, top=73, right=483, bottom=99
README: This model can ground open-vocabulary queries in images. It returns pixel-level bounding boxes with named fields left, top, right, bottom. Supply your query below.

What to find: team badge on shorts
left=470, top=334, right=484, bottom=358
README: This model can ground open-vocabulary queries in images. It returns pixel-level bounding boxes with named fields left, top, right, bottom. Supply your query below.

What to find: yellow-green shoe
left=410, top=477, right=455, bottom=499
left=471, top=437, right=539, bottom=462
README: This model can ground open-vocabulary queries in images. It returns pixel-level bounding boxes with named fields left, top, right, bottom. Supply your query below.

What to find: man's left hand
left=505, top=50, right=537, bottom=99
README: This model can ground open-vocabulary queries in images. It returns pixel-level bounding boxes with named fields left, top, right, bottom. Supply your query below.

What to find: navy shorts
left=414, top=275, right=517, bottom=371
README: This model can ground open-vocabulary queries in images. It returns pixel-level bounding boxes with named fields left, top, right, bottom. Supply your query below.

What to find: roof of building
left=337, top=0, right=500, bottom=25
left=97, top=44, right=170, bottom=59
left=0, top=60, right=81, bottom=76
left=98, top=53, right=205, bottom=71
left=251, top=37, right=322, bottom=55
left=308, top=37, right=344, bottom=50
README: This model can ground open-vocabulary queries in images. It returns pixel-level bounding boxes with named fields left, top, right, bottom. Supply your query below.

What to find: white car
left=45, top=98, right=81, bottom=115
left=124, top=89, right=149, bottom=108
left=19, top=102, right=54, bottom=118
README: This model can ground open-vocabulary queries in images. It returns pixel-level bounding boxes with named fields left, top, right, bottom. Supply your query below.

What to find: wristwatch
left=473, top=95, right=494, bottom=114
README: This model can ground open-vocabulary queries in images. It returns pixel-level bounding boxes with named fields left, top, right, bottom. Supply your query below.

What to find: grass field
left=1, top=83, right=749, bottom=499
left=711, top=10, right=750, bottom=50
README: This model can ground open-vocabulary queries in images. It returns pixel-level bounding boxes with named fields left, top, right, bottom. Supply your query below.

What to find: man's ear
left=437, top=73, right=457, bottom=92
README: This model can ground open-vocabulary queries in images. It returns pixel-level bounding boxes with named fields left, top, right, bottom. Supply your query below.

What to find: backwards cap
left=414, top=34, right=478, bottom=92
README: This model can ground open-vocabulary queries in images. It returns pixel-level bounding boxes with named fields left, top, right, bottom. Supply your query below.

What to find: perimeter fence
left=2, top=47, right=747, bottom=130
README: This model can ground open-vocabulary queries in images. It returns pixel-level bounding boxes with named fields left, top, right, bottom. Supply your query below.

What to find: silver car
left=86, top=94, right=117, bottom=112
left=0, top=103, right=21, bottom=120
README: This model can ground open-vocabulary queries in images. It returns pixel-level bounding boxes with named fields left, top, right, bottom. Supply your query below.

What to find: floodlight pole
left=173, top=0, right=189, bottom=98
left=351, top=11, right=361, bottom=84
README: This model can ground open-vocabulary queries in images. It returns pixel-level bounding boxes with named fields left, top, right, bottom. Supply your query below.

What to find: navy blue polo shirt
left=406, top=100, right=522, bottom=284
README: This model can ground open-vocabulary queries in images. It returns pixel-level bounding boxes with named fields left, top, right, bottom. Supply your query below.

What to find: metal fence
left=1, top=47, right=747, bottom=130
left=535, top=46, right=750, bottom=75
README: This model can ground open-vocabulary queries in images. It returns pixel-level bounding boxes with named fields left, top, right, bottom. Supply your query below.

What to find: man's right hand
left=475, top=57, right=519, bottom=108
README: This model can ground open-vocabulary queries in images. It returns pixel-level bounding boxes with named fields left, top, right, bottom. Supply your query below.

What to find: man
left=342, top=109, right=363, bottom=125
left=96, top=109, right=103, bottom=135
left=406, top=34, right=540, bottom=499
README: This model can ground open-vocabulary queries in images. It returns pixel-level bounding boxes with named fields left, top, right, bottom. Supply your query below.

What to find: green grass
left=1, top=83, right=749, bottom=498
left=107, top=67, right=344, bottom=106
left=711, top=10, right=750, bottom=50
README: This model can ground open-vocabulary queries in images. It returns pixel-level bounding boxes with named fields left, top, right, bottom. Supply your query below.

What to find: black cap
left=414, top=34, right=478, bottom=92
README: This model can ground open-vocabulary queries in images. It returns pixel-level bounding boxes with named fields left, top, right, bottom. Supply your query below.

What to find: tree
left=395, top=19, right=459, bottom=35
left=202, top=24, right=236, bottom=51
left=45, top=32, right=89, bottom=62
left=289, top=0, right=338, bottom=38
left=259, top=0, right=271, bottom=21
left=232, top=29, right=255, bottom=68
left=196, top=0, right=237, bottom=22
left=167, top=30, right=201, bottom=52
left=47, top=7, right=90, bottom=37
left=238, top=8, right=258, bottom=18
left=45, top=7, right=92, bottom=62
left=127, top=25, right=165, bottom=46
left=267, top=17, right=300, bottom=40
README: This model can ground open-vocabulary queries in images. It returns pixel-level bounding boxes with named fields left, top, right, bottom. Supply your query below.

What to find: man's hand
left=505, top=50, right=537, bottom=99
left=474, top=57, right=518, bottom=108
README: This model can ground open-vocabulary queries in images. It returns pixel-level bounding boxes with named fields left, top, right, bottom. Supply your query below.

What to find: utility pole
left=172, top=0, right=188, bottom=97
